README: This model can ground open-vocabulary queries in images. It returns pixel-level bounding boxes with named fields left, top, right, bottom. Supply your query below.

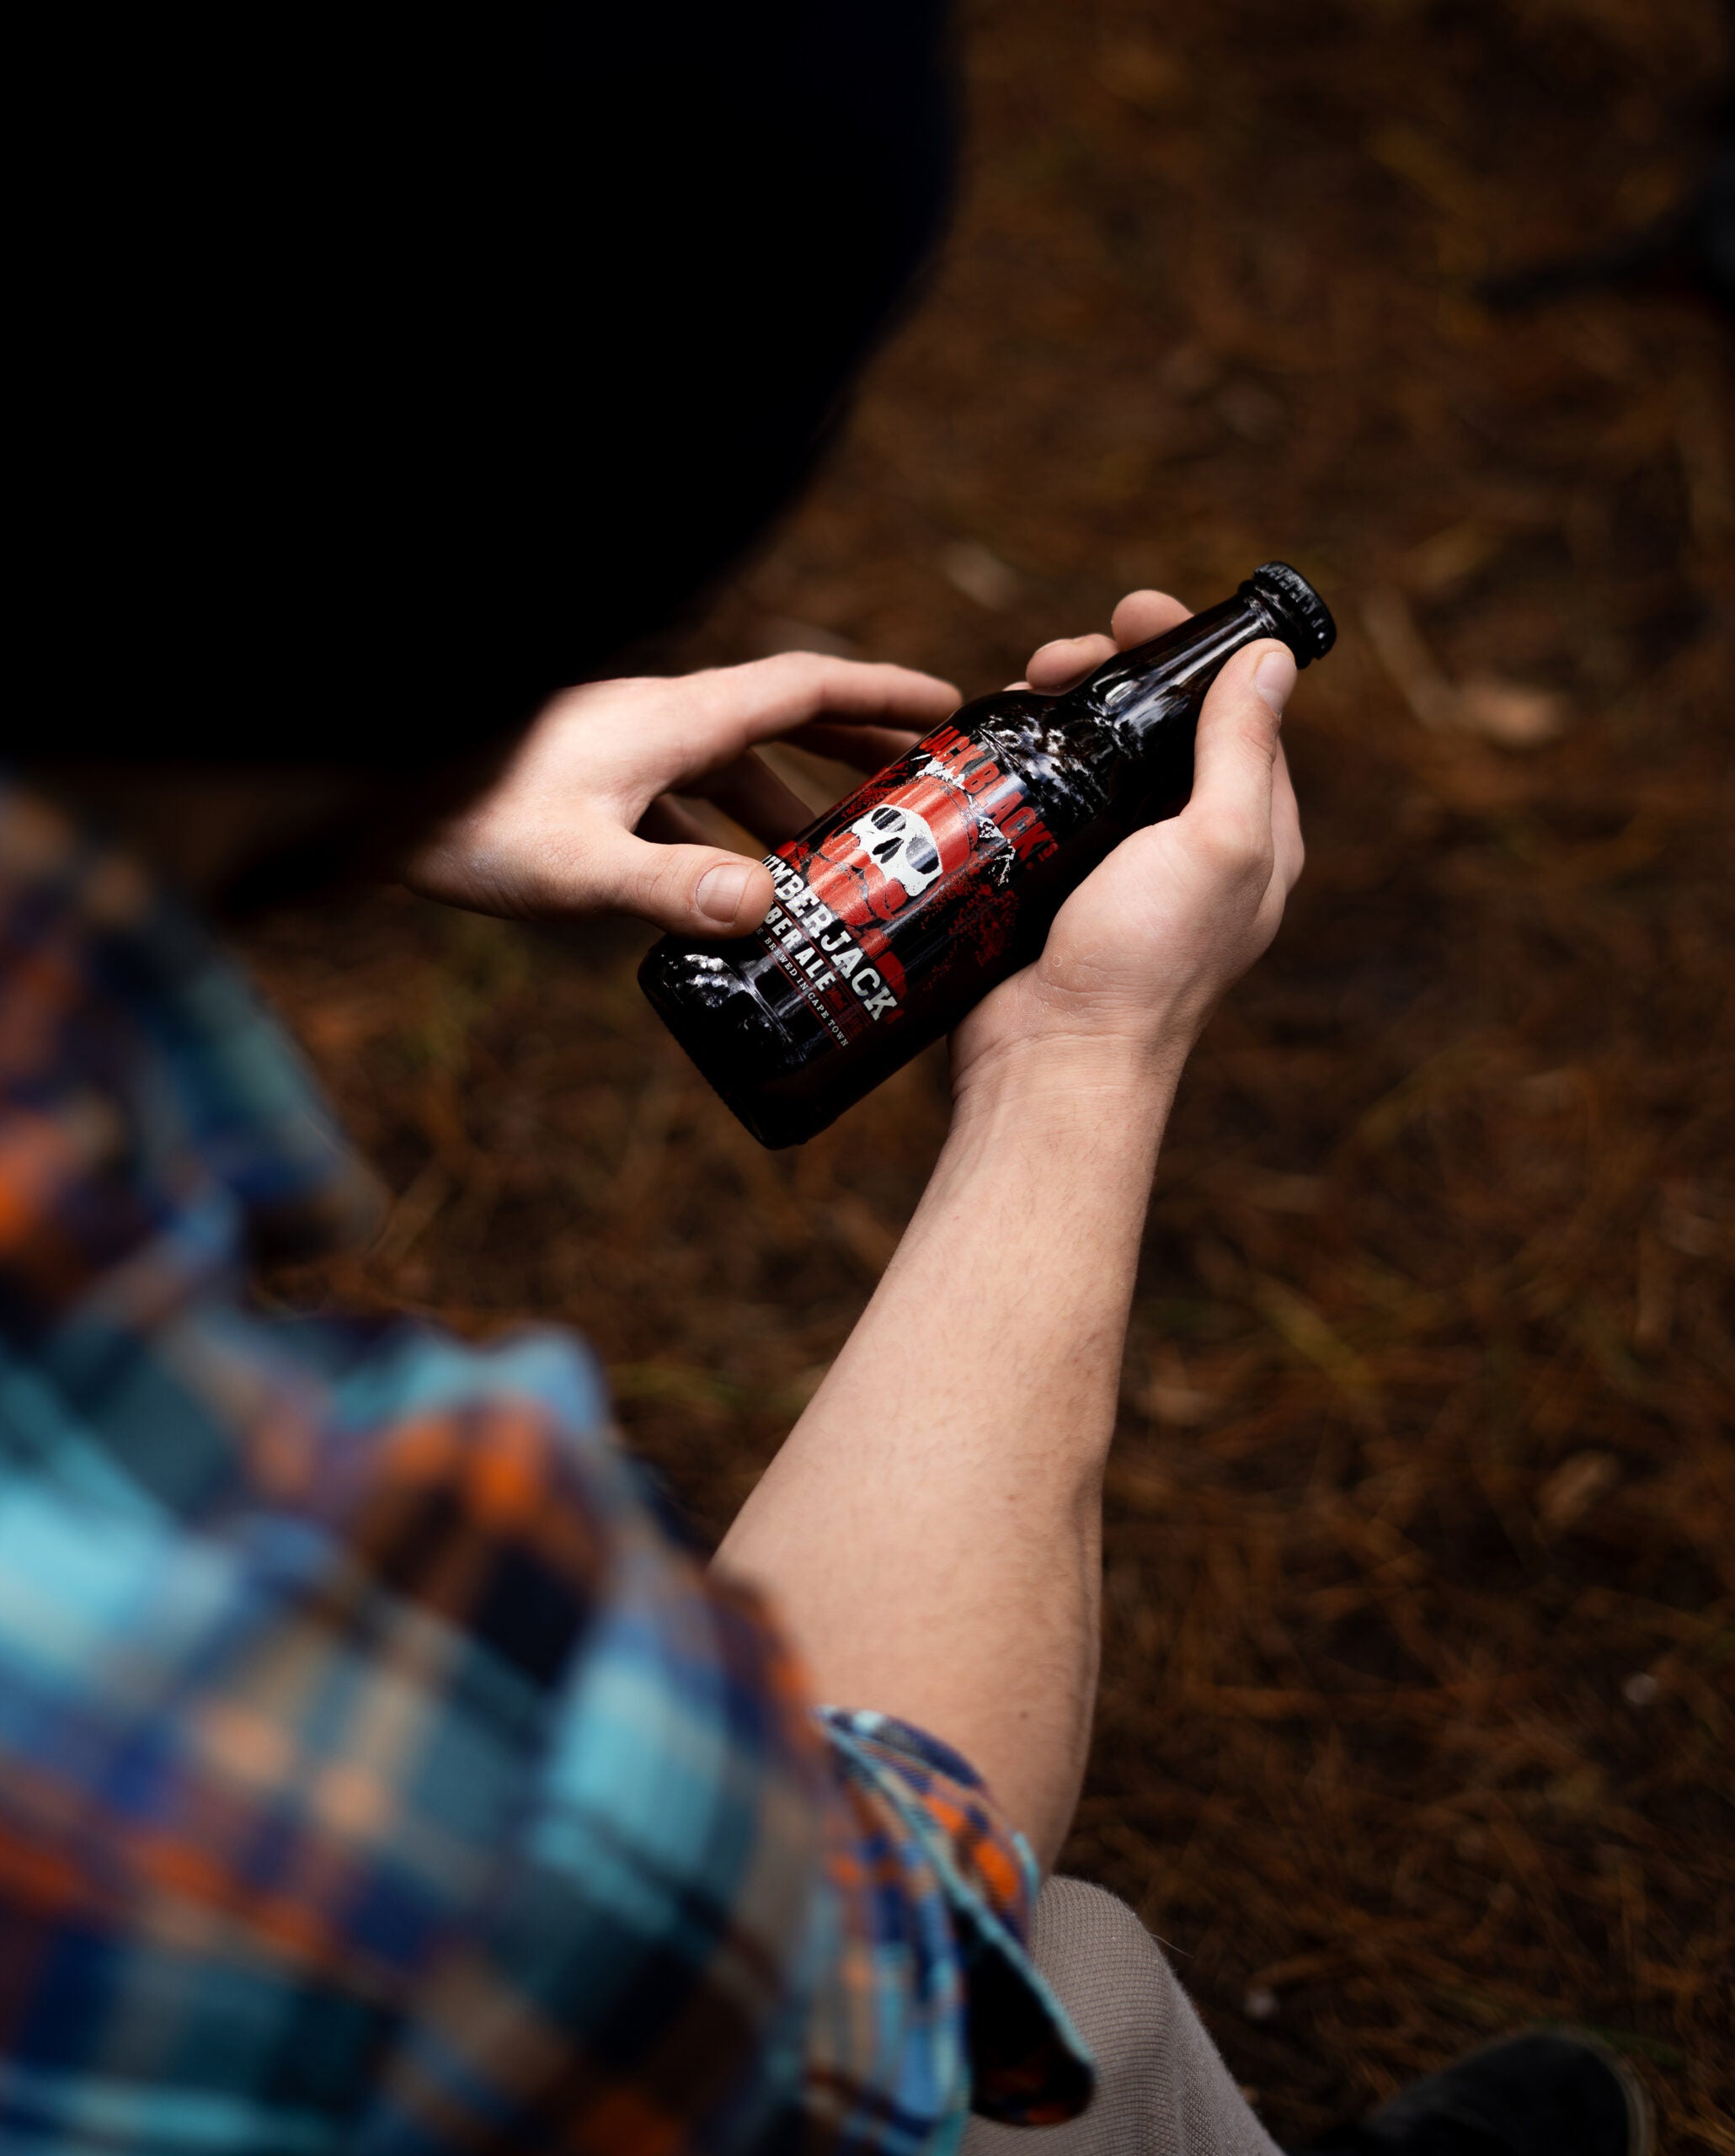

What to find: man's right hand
left=952, top=587, right=1305, bottom=1109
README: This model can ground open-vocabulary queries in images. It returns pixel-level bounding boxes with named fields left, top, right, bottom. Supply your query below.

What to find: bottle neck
left=1059, top=590, right=1283, bottom=744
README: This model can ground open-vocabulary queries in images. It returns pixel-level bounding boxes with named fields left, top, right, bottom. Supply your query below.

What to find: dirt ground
left=245, top=0, right=1735, bottom=2143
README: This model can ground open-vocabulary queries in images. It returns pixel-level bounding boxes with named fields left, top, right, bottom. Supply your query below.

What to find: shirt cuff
left=816, top=1706, right=1095, bottom=2127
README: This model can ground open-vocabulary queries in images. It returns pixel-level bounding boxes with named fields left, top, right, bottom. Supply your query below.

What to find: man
left=3, top=3, right=1648, bottom=2151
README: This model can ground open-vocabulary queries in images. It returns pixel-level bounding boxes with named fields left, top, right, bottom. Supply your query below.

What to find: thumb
left=593, top=827, right=775, bottom=937
left=1182, top=639, right=1294, bottom=870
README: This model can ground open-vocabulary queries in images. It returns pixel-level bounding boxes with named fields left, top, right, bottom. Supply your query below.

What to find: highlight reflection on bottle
left=640, top=563, right=1336, bottom=1148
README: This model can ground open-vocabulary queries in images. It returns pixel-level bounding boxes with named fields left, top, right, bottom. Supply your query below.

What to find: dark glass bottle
left=639, top=562, right=1335, bottom=1147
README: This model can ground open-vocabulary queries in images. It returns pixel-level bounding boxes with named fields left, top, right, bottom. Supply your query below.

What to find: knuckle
left=744, top=651, right=802, bottom=696
left=775, top=649, right=830, bottom=692
left=1233, top=705, right=1280, bottom=760
left=639, top=849, right=696, bottom=916
left=1192, top=814, right=1269, bottom=883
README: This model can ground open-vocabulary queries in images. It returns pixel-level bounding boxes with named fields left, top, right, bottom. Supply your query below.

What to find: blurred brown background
left=247, top=0, right=1734, bottom=2144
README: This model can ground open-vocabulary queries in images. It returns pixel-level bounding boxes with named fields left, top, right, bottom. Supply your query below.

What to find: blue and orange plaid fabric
left=0, top=779, right=1091, bottom=2153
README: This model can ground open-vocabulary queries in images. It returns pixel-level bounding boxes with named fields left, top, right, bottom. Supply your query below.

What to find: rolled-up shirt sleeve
left=807, top=1709, right=1094, bottom=2137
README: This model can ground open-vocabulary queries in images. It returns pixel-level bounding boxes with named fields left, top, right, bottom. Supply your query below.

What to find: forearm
left=716, top=1043, right=1175, bottom=1865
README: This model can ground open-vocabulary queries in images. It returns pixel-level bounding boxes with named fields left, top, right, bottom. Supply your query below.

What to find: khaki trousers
left=964, top=1879, right=1284, bottom=2156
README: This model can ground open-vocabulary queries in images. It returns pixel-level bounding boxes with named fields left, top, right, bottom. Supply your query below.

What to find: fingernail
left=697, top=862, right=753, bottom=924
left=1255, top=648, right=1297, bottom=717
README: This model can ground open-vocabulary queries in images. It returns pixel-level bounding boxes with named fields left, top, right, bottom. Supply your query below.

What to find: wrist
left=953, top=1011, right=1187, bottom=1116
left=948, top=1028, right=1180, bottom=1156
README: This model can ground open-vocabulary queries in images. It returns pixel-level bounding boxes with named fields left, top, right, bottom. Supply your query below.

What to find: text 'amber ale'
left=640, top=561, right=1336, bottom=1146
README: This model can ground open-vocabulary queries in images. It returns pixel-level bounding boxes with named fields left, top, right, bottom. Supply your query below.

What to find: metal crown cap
left=1248, top=561, right=1337, bottom=665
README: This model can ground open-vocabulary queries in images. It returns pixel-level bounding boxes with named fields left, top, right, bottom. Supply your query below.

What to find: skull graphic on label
left=809, top=770, right=978, bottom=925
left=850, top=803, right=943, bottom=897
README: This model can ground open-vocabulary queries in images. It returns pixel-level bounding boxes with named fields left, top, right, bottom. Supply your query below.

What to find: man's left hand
left=403, top=657, right=958, bottom=937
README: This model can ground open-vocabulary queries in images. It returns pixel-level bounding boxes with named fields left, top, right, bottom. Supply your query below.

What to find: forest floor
left=246, top=0, right=1735, bottom=2143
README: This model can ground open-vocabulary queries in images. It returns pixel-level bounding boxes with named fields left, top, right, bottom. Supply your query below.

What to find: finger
left=1026, top=632, right=1119, bottom=693
left=789, top=721, right=925, bottom=770
left=1180, top=639, right=1295, bottom=881
left=699, top=750, right=816, bottom=846
left=589, top=824, right=775, bottom=937
left=693, top=654, right=960, bottom=760
left=1109, top=589, right=1192, bottom=648
left=1020, top=586, right=1193, bottom=692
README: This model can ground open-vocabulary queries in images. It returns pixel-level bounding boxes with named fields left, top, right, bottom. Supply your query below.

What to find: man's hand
left=953, top=587, right=1304, bottom=1104
left=403, top=656, right=958, bottom=938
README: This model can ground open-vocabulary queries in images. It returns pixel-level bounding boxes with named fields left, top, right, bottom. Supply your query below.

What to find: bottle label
left=753, top=722, right=1057, bottom=1043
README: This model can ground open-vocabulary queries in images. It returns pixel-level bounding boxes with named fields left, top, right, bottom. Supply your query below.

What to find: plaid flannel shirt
left=0, top=779, right=1091, bottom=2154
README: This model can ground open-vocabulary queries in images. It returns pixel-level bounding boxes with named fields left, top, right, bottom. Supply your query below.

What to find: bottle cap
left=1248, top=562, right=1337, bottom=666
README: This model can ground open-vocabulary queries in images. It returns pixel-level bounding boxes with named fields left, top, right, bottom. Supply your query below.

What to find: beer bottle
left=639, top=562, right=1335, bottom=1147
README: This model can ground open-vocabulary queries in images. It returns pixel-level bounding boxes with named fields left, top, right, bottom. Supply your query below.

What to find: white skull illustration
left=849, top=802, right=944, bottom=899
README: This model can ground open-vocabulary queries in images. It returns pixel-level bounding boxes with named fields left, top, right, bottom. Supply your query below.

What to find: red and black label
left=751, top=723, right=1058, bottom=1043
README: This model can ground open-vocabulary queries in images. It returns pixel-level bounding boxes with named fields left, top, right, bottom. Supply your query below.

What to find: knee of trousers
left=1030, top=1878, right=1190, bottom=2070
